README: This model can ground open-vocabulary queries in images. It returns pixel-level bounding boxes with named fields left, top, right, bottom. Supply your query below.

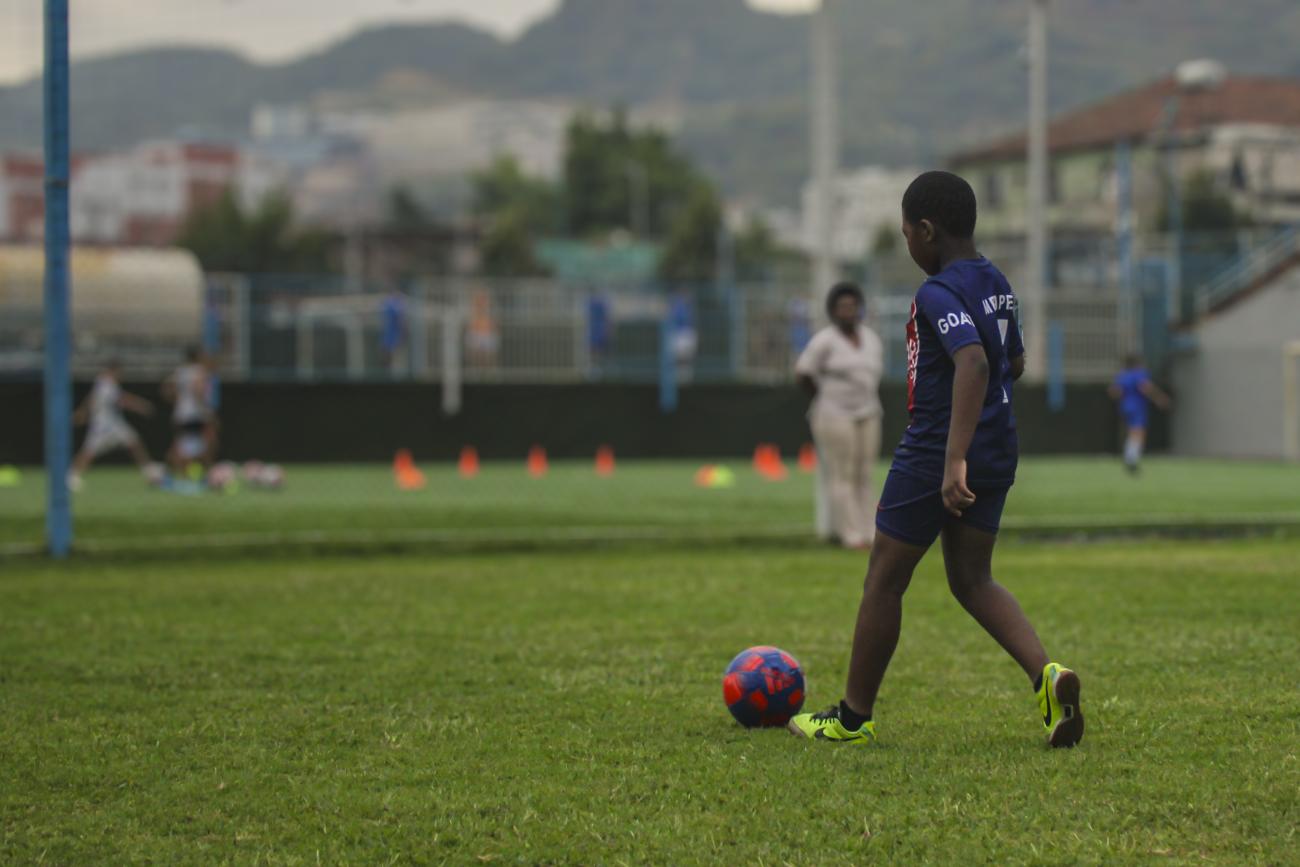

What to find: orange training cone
left=798, top=443, right=817, bottom=473
left=459, top=446, right=480, bottom=479
left=393, top=449, right=426, bottom=490
left=595, top=445, right=616, bottom=477
left=528, top=445, right=549, bottom=478
left=756, top=443, right=788, bottom=481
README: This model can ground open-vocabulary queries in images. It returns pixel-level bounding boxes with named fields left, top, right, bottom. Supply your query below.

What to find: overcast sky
left=0, top=0, right=814, bottom=85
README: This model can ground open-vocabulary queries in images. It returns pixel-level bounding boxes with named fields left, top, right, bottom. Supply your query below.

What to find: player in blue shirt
left=788, top=172, right=1083, bottom=748
left=1109, top=354, right=1172, bottom=474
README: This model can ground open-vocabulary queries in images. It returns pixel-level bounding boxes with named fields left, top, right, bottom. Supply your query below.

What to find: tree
left=1160, top=169, right=1249, bottom=235
left=479, top=207, right=551, bottom=277
left=385, top=185, right=435, bottom=232
left=177, top=190, right=333, bottom=273
left=563, top=111, right=708, bottom=239
left=471, top=157, right=559, bottom=277
left=658, top=186, right=722, bottom=282
left=871, top=223, right=899, bottom=256
left=471, top=156, right=559, bottom=234
left=733, top=216, right=807, bottom=283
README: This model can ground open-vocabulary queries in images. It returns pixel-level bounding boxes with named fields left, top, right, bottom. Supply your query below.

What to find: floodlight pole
left=1024, top=0, right=1050, bottom=381
left=43, top=0, right=73, bottom=558
left=810, top=0, right=840, bottom=309
left=810, top=0, right=841, bottom=539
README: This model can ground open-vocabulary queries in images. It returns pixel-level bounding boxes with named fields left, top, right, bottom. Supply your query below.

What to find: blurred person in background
left=201, top=349, right=222, bottom=465
left=668, top=288, right=698, bottom=384
left=796, top=283, right=885, bottom=549
left=586, top=289, right=612, bottom=378
left=162, top=345, right=213, bottom=476
left=69, top=359, right=157, bottom=491
left=380, top=287, right=409, bottom=377
left=1109, top=353, right=1172, bottom=474
left=467, top=288, right=500, bottom=368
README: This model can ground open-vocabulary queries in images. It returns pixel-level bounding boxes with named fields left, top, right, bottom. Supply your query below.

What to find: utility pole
left=809, top=0, right=840, bottom=539
left=1024, top=0, right=1050, bottom=380
left=810, top=0, right=840, bottom=311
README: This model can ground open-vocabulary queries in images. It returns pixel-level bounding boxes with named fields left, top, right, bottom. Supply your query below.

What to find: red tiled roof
left=952, top=76, right=1300, bottom=164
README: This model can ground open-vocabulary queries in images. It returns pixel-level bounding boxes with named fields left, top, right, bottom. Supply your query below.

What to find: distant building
left=800, top=166, right=918, bottom=261
left=0, top=154, right=46, bottom=242
left=246, top=104, right=380, bottom=229
left=356, top=99, right=573, bottom=185
left=71, top=140, right=278, bottom=245
left=951, top=63, right=1300, bottom=239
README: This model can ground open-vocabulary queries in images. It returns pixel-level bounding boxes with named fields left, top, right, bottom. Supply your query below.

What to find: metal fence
left=200, top=275, right=1130, bottom=386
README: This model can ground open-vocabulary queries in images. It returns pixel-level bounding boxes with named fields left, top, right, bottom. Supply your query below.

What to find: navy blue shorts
left=875, top=469, right=1011, bottom=548
left=1122, top=409, right=1149, bottom=430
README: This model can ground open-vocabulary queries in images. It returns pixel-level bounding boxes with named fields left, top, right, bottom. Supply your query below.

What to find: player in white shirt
left=162, top=346, right=213, bottom=475
left=69, top=360, right=157, bottom=490
left=795, top=283, right=885, bottom=549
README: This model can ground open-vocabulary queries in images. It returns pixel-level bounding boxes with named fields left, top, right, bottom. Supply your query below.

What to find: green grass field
left=2, top=457, right=1300, bottom=554
left=2, top=539, right=1297, bottom=863
left=2, top=458, right=1297, bottom=862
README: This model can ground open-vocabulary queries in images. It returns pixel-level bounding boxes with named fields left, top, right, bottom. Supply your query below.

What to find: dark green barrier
left=0, top=382, right=1164, bottom=464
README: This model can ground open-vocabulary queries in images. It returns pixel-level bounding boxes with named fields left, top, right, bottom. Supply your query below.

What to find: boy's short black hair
left=825, top=282, right=865, bottom=319
left=184, top=345, right=200, bottom=363
left=902, top=171, right=977, bottom=239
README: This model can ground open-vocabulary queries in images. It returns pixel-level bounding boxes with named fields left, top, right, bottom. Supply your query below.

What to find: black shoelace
left=810, top=705, right=840, bottom=722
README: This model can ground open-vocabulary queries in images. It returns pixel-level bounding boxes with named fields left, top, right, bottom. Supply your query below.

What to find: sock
left=1033, top=673, right=1044, bottom=694
left=1123, top=439, right=1140, bottom=466
left=838, top=699, right=871, bottom=731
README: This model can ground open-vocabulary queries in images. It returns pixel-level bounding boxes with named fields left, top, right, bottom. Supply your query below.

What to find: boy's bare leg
left=70, top=447, right=94, bottom=476
left=128, top=439, right=152, bottom=471
left=842, top=533, right=929, bottom=718
left=940, top=521, right=1048, bottom=682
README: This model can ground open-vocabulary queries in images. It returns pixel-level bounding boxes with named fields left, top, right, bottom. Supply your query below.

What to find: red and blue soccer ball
left=722, top=646, right=806, bottom=728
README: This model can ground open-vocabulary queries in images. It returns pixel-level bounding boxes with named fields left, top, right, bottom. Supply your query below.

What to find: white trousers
left=811, top=413, right=881, bottom=547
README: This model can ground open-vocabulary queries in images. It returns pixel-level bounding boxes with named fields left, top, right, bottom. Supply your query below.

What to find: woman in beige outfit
left=795, top=283, right=884, bottom=549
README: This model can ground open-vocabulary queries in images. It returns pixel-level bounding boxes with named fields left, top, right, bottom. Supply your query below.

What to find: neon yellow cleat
left=786, top=705, right=876, bottom=744
left=1037, top=662, right=1084, bottom=748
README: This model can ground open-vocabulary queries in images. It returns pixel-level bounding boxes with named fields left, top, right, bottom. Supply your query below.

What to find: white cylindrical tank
left=0, top=245, right=203, bottom=375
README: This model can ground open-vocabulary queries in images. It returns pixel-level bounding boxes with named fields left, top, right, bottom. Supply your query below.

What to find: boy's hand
left=942, top=459, right=976, bottom=517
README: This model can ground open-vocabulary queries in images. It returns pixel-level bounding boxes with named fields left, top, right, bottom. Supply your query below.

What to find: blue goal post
left=43, top=0, right=73, bottom=557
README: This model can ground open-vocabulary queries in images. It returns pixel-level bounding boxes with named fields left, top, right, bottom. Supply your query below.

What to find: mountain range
left=2, top=0, right=1297, bottom=205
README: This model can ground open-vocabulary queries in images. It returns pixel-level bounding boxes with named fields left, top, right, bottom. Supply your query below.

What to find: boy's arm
left=1108, top=382, right=1121, bottom=400
left=1139, top=380, right=1172, bottom=410
left=942, top=344, right=990, bottom=517
left=1009, top=354, right=1025, bottom=382
left=119, top=392, right=154, bottom=416
left=72, top=392, right=90, bottom=425
left=797, top=374, right=818, bottom=399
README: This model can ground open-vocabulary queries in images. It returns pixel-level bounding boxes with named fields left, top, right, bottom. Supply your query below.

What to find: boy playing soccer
left=69, top=359, right=156, bottom=490
left=1109, top=354, right=1171, bottom=474
left=787, top=171, right=1083, bottom=748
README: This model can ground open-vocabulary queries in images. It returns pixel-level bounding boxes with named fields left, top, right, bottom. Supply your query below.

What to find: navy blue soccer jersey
left=892, top=257, right=1023, bottom=486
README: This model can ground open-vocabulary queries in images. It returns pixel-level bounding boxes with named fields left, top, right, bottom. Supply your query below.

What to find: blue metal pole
left=1047, top=320, right=1066, bottom=412
left=659, top=316, right=678, bottom=414
left=43, top=0, right=73, bottom=557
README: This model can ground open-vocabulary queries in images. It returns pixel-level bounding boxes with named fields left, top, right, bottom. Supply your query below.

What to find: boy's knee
left=864, top=567, right=912, bottom=598
left=946, top=567, right=991, bottom=601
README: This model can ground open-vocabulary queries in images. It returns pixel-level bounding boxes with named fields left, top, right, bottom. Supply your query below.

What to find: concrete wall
left=1171, top=264, right=1300, bottom=458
